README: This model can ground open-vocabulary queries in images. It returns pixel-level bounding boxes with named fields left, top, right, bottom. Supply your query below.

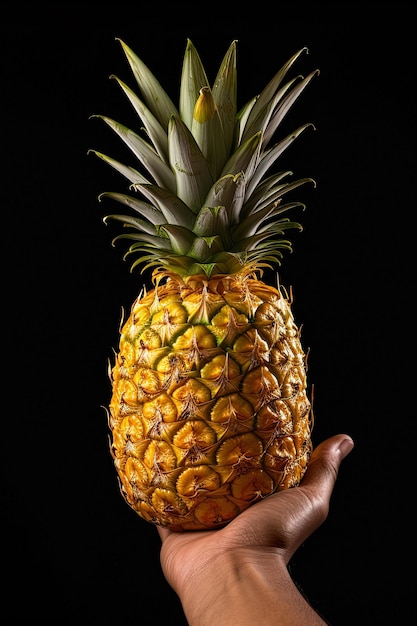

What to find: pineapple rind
left=109, top=274, right=312, bottom=530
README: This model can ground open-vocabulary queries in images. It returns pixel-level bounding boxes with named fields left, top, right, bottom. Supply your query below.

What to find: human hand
left=157, top=433, right=354, bottom=626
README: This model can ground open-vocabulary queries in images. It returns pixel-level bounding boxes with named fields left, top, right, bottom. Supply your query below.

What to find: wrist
left=178, top=547, right=325, bottom=626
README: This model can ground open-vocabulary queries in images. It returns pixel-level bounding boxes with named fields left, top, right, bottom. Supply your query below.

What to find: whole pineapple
left=91, top=38, right=318, bottom=531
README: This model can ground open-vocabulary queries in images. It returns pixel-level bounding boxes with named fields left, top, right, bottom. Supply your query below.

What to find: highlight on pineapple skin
left=92, top=38, right=319, bottom=530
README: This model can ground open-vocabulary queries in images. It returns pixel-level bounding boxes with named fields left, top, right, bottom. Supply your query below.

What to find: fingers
left=265, top=434, right=355, bottom=556
left=298, top=434, right=354, bottom=524
left=157, top=527, right=170, bottom=543
left=156, top=434, right=354, bottom=551
left=304, top=434, right=354, bottom=488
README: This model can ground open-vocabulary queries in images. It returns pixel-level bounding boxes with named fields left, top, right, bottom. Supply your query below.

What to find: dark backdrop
left=4, top=4, right=412, bottom=623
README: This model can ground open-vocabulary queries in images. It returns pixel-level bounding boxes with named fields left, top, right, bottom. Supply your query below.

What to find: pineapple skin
left=109, top=272, right=312, bottom=531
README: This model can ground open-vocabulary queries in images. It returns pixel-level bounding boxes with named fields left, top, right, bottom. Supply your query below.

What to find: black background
left=4, top=3, right=413, bottom=623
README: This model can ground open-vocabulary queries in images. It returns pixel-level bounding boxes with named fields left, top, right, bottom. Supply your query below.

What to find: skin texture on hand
left=157, top=434, right=354, bottom=626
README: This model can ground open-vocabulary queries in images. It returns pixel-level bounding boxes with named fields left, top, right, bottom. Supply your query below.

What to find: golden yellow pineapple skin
left=109, top=272, right=312, bottom=531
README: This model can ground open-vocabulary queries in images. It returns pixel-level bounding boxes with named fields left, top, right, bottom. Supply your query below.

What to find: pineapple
left=91, top=38, right=319, bottom=531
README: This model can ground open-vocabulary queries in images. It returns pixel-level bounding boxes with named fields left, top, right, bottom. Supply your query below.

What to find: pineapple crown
left=90, top=39, right=318, bottom=280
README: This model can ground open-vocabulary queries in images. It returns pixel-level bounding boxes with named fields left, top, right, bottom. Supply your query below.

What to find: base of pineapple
left=118, top=450, right=311, bottom=531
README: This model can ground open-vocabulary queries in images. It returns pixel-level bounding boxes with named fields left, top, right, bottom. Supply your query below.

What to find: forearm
left=178, top=549, right=327, bottom=626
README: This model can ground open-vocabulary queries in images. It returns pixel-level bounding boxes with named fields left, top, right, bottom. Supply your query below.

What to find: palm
left=157, top=434, right=347, bottom=594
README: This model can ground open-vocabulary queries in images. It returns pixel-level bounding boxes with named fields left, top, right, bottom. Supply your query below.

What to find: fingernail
left=338, top=436, right=354, bottom=459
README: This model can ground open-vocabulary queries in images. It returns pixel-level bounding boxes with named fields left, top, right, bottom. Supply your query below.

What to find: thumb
left=299, top=433, right=354, bottom=516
